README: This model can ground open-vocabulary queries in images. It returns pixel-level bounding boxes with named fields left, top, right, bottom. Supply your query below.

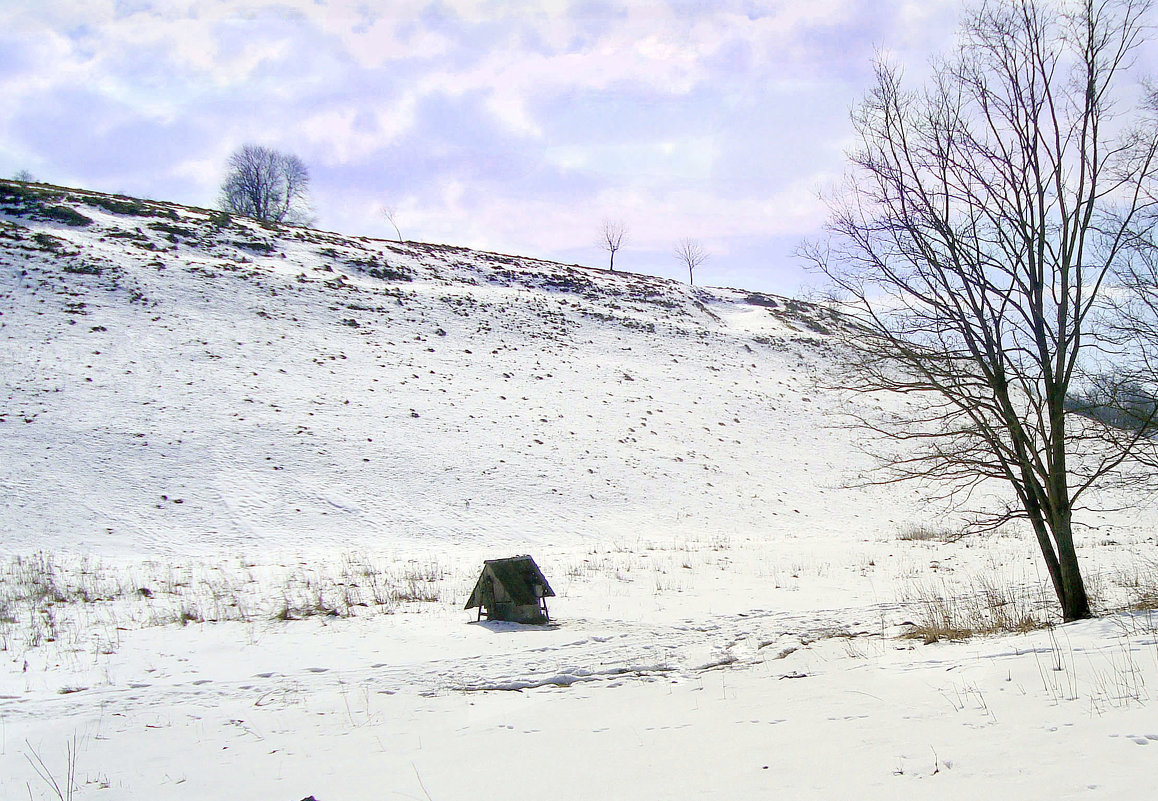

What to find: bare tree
left=802, top=0, right=1158, bottom=622
left=219, top=144, right=312, bottom=224
left=598, top=219, right=628, bottom=272
left=673, top=238, right=708, bottom=286
left=12, top=169, right=35, bottom=183
left=382, top=205, right=403, bottom=242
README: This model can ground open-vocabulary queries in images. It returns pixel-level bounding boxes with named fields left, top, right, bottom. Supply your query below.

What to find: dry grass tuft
left=1110, top=560, right=1158, bottom=612
left=896, top=524, right=964, bottom=543
left=900, top=576, right=1051, bottom=643
left=0, top=551, right=459, bottom=659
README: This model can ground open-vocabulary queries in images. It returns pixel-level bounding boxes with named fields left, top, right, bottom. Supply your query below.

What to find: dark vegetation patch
left=101, top=228, right=164, bottom=251
left=345, top=303, right=393, bottom=313
left=0, top=181, right=66, bottom=206
left=750, top=335, right=789, bottom=350
left=791, top=317, right=834, bottom=336
left=232, top=239, right=276, bottom=254
left=440, top=294, right=480, bottom=316
left=0, top=220, right=27, bottom=243
left=62, top=261, right=102, bottom=275
left=542, top=273, right=596, bottom=293
left=103, top=229, right=150, bottom=242
left=40, top=205, right=93, bottom=227
left=0, top=182, right=93, bottom=226
left=348, top=254, right=412, bottom=282
left=306, top=229, right=366, bottom=249
left=756, top=294, right=845, bottom=337
left=82, top=196, right=150, bottom=216
left=33, top=232, right=67, bottom=252
left=148, top=221, right=197, bottom=239
left=745, top=292, right=780, bottom=308
left=619, top=318, right=657, bottom=333
left=77, top=194, right=180, bottom=220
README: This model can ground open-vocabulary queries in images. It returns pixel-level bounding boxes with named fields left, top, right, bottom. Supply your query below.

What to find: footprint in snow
left=306, top=667, right=329, bottom=673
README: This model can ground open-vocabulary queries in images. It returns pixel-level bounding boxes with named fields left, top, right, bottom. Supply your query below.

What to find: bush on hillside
left=42, top=206, right=92, bottom=226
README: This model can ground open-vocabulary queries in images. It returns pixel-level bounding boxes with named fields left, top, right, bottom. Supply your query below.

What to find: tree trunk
left=1027, top=513, right=1064, bottom=608
left=1053, top=516, right=1091, bottom=622
left=1024, top=476, right=1091, bottom=621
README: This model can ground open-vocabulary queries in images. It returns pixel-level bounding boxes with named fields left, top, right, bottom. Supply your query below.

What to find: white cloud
left=589, top=177, right=832, bottom=246
left=300, top=98, right=420, bottom=164
left=544, top=137, right=719, bottom=182
left=293, top=0, right=456, bottom=69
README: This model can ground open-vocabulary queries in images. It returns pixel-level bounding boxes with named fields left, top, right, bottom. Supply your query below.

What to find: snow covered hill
left=4, top=180, right=1158, bottom=801
left=0, top=178, right=887, bottom=555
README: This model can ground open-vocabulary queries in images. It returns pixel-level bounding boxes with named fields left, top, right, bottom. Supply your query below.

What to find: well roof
left=464, top=555, right=555, bottom=609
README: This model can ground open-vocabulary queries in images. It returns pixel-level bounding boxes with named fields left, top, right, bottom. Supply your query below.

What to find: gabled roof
left=464, top=555, right=555, bottom=609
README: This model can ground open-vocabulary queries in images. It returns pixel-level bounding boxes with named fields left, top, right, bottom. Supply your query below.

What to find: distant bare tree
left=382, top=205, right=403, bottom=241
left=598, top=219, right=628, bottom=272
left=1106, top=160, right=1158, bottom=386
left=219, top=144, right=312, bottom=224
left=673, top=238, right=708, bottom=286
left=12, top=169, right=35, bottom=183
left=802, top=0, right=1158, bottom=622
left=1103, top=235, right=1158, bottom=447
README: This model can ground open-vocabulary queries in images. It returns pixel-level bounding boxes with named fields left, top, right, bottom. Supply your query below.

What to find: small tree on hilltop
left=219, top=144, right=312, bottom=225
left=673, top=238, right=708, bottom=286
left=598, top=219, right=628, bottom=272
left=382, top=204, right=403, bottom=241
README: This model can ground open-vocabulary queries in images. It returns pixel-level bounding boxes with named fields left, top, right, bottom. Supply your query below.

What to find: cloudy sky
left=1, top=1, right=965, bottom=293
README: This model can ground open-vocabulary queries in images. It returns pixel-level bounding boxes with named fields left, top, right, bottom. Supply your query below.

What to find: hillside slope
left=6, top=185, right=1158, bottom=801
left=0, top=179, right=904, bottom=555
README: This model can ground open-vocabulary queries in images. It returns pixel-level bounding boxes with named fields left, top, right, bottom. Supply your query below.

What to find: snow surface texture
left=2, top=181, right=1158, bottom=799
left=1, top=182, right=868, bottom=553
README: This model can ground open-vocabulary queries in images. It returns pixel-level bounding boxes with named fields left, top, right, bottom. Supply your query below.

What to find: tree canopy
left=219, top=144, right=312, bottom=225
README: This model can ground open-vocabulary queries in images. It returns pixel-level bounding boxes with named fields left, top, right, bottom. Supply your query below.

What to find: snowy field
left=2, top=181, right=1158, bottom=799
